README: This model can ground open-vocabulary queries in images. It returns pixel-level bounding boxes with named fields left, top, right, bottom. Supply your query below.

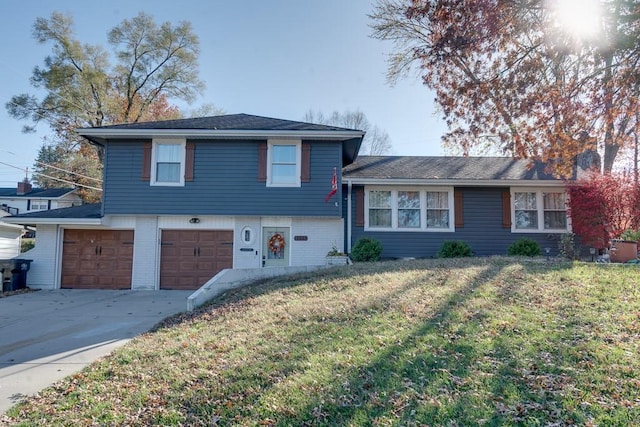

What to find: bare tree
left=303, top=109, right=392, bottom=155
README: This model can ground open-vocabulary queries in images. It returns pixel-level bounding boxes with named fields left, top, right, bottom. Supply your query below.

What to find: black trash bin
left=2, top=270, right=10, bottom=292
left=10, top=259, right=32, bottom=291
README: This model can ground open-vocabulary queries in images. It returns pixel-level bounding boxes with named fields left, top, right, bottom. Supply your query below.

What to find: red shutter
left=257, top=142, right=267, bottom=182
left=301, top=142, right=311, bottom=182
left=185, top=142, right=195, bottom=181
left=502, top=190, right=512, bottom=228
left=142, top=143, right=151, bottom=181
left=454, top=189, right=464, bottom=228
left=355, top=187, right=365, bottom=227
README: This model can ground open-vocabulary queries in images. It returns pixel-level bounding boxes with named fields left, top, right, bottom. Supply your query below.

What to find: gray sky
left=0, top=0, right=447, bottom=186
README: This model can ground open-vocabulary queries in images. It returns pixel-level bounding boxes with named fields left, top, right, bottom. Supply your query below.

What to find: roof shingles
left=0, top=188, right=76, bottom=198
left=343, top=156, right=560, bottom=181
left=7, top=203, right=101, bottom=220
left=81, top=113, right=359, bottom=132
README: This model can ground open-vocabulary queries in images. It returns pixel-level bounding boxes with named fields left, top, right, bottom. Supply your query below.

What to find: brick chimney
left=16, top=178, right=32, bottom=195
left=575, top=131, right=601, bottom=179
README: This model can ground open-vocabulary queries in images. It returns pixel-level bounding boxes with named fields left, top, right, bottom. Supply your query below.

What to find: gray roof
left=0, top=187, right=76, bottom=198
left=77, top=113, right=365, bottom=166
left=343, top=156, right=561, bottom=182
left=6, top=203, right=101, bottom=220
left=82, top=113, right=360, bottom=132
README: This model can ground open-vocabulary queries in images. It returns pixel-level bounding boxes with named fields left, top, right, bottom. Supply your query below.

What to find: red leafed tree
left=567, top=172, right=640, bottom=249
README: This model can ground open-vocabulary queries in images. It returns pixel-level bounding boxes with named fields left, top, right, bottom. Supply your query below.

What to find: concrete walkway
left=0, top=289, right=191, bottom=414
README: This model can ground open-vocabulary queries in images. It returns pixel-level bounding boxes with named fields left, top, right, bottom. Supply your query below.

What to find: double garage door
left=61, top=230, right=134, bottom=289
left=159, top=230, right=233, bottom=290
left=61, top=229, right=233, bottom=290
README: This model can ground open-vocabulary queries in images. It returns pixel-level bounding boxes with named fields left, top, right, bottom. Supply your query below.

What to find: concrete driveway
left=0, top=289, right=191, bottom=414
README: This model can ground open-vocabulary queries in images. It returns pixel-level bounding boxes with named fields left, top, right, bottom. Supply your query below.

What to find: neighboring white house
left=0, top=212, right=22, bottom=259
left=0, top=180, right=82, bottom=216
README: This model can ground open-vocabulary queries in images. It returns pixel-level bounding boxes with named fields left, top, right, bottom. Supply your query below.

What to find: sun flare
left=549, top=0, right=603, bottom=39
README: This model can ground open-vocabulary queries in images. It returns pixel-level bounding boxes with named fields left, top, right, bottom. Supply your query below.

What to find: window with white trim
left=512, top=189, right=569, bottom=232
left=543, top=192, right=568, bottom=229
left=369, top=190, right=392, bottom=227
left=151, top=139, right=186, bottom=186
left=426, top=191, right=449, bottom=229
left=30, top=200, right=47, bottom=211
left=398, top=191, right=420, bottom=228
left=267, top=140, right=301, bottom=187
left=365, top=187, right=454, bottom=232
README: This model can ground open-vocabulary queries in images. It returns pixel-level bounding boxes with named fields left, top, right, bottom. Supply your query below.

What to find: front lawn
left=2, top=258, right=639, bottom=426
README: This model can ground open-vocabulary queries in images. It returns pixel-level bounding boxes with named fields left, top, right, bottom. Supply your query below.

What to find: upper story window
left=30, top=200, right=47, bottom=211
left=512, top=189, right=569, bottom=232
left=151, top=139, right=186, bottom=186
left=267, top=140, right=301, bottom=187
left=365, top=187, right=454, bottom=232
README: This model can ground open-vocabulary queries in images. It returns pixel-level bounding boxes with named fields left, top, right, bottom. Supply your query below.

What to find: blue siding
left=103, top=140, right=343, bottom=216
left=349, top=186, right=564, bottom=258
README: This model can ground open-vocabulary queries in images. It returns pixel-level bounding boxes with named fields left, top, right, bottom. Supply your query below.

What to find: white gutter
left=0, top=218, right=102, bottom=226
left=0, top=220, right=24, bottom=230
left=78, top=128, right=365, bottom=141
left=344, top=178, right=566, bottom=187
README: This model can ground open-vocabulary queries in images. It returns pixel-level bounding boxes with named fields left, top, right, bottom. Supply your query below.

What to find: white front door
left=262, top=227, right=290, bottom=267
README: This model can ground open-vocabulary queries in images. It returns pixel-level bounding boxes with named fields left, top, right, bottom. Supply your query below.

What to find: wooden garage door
left=160, top=230, right=233, bottom=290
left=61, top=229, right=134, bottom=289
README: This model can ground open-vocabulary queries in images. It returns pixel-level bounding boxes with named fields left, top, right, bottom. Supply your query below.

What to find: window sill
left=150, top=182, right=185, bottom=187
left=364, top=227, right=454, bottom=233
left=512, top=228, right=570, bottom=233
left=267, top=183, right=301, bottom=188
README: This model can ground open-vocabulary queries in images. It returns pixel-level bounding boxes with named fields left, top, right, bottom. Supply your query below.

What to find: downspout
left=347, top=179, right=352, bottom=253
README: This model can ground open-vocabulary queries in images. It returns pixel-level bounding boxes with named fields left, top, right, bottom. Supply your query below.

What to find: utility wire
left=0, top=160, right=27, bottom=172
left=0, top=160, right=102, bottom=191
left=34, top=160, right=102, bottom=183
left=1, top=159, right=103, bottom=184
left=30, top=171, right=103, bottom=192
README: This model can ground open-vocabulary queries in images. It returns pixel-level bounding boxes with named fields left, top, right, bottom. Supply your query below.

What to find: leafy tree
left=370, top=0, right=640, bottom=175
left=32, top=139, right=104, bottom=202
left=304, top=109, right=393, bottom=155
left=6, top=12, right=205, bottom=200
left=567, top=172, right=640, bottom=249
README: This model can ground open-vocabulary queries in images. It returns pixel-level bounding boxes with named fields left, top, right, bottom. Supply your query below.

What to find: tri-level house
left=4, top=114, right=364, bottom=290
left=3, top=114, right=576, bottom=291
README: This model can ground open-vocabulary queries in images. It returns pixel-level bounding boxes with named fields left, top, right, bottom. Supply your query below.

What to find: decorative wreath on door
left=268, top=233, right=285, bottom=254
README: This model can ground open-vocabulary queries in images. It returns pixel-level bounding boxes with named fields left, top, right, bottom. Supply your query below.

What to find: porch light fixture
left=189, top=217, right=200, bottom=224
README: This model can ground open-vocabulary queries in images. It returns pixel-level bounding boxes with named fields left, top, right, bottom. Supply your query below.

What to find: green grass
left=3, top=257, right=640, bottom=426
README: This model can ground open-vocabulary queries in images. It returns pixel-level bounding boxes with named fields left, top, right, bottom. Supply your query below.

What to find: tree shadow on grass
left=175, top=259, right=517, bottom=425
left=167, top=258, right=582, bottom=425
